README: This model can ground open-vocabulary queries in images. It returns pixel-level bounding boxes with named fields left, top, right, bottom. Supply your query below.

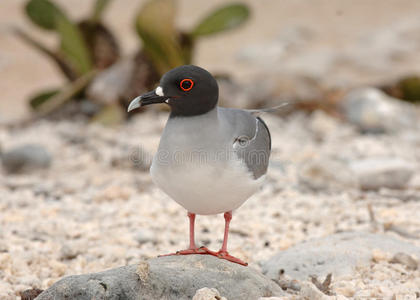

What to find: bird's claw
left=214, top=250, right=248, bottom=266
left=159, top=247, right=247, bottom=266
left=159, top=246, right=214, bottom=257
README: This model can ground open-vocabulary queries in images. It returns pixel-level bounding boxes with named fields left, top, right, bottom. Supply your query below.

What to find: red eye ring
left=180, top=79, right=194, bottom=92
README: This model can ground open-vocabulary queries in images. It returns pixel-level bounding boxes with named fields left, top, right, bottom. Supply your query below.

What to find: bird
left=128, top=65, right=281, bottom=266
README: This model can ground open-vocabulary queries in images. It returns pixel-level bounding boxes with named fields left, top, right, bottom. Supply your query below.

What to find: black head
left=127, top=65, right=219, bottom=117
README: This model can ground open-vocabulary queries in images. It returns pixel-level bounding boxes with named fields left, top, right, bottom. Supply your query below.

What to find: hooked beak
left=127, top=90, right=168, bottom=112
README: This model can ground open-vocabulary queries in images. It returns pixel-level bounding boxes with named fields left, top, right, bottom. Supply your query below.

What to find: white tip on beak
left=155, top=86, right=164, bottom=96
left=127, top=96, right=141, bottom=112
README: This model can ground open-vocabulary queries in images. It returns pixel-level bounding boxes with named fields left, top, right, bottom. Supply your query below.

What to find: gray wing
left=218, top=107, right=271, bottom=179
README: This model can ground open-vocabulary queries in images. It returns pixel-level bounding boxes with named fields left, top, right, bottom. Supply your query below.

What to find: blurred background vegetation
left=14, top=0, right=250, bottom=125
left=0, top=0, right=420, bottom=125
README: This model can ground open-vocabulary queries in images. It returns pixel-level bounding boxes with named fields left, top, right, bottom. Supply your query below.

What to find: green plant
left=18, top=0, right=250, bottom=122
left=17, top=0, right=119, bottom=115
left=135, top=0, right=250, bottom=75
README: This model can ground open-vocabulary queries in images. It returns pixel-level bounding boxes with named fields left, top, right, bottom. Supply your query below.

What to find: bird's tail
left=245, top=102, right=290, bottom=116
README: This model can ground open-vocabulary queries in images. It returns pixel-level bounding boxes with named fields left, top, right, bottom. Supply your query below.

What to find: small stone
left=1, top=144, right=51, bottom=173
left=192, top=287, right=227, bottom=300
left=350, top=158, right=415, bottom=190
left=340, top=87, right=418, bottom=133
left=298, top=157, right=357, bottom=191
left=300, top=281, right=333, bottom=300
left=372, top=249, right=389, bottom=263
left=390, top=252, right=418, bottom=270
left=19, top=288, right=44, bottom=300
left=134, top=229, right=156, bottom=244
left=60, top=244, right=80, bottom=260
left=334, top=281, right=356, bottom=297
left=136, top=260, right=149, bottom=282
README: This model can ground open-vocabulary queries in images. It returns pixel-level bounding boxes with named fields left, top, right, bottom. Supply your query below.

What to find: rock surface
left=36, top=255, right=283, bottom=300
left=298, top=157, right=357, bottom=191
left=261, top=231, right=420, bottom=281
left=1, top=144, right=51, bottom=173
left=349, top=158, right=415, bottom=190
left=340, top=88, right=419, bottom=133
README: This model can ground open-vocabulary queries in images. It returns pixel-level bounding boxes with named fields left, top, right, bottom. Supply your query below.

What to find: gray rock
left=261, top=231, right=420, bottom=281
left=133, top=228, right=156, bottom=244
left=37, top=255, right=283, bottom=300
left=298, top=158, right=358, bottom=191
left=340, top=87, right=419, bottom=133
left=349, top=158, right=415, bottom=190
left=390, top=252, right=418, bottom=270
left=1, top=144, right=51, bottom=173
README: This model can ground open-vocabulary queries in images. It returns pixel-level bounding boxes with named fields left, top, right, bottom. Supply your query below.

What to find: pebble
left=134, top=229, right=157, bottom=244
left=372, top=249, right=390, bottom=263
left=340, top=88, right=418, bottom=133
left=1, top=144, right=51, bottom=173
left=299, top=281, right=332, bottom=300
left=193, top=287, right=227, bottom=300
left=60, top=244, right=80, bottom=260
left=298, top=157, right=357, bottom=191
left=349, top=158, right=415, bottom=190
left=390, top=252, right=418, bottom=270
left=333, top=281, right=356, bottom=297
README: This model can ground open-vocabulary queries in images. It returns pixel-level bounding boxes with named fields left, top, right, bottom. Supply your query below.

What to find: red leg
left=159, top=212, right=213, bottom=256
left=220, top=211, right=232, bottom=252
left=159, top=211, right=248, bottom=266
left=209, top=211, right=248, bottom=266
left=187, top=212, right=196, bottom=249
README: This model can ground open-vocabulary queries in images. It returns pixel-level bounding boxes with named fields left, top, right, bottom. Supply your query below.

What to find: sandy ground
left=1, top=110, right=420, bottom=299
left=2, top=0, right=420, bottom=122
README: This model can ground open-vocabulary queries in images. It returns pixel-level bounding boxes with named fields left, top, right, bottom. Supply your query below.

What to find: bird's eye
left=180, top=79, right=194, bottom=92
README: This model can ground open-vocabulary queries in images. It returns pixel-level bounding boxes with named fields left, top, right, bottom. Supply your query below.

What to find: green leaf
left=34, top=70, right=97, bottom=116
left=191, top=3, right=250, bottom=37
left=14, top=28, right=77, bottom=80
left=399, top=76, right=420, bottom=103
left=24, top=0, right=93, bottom=77
left=25, top=0, right=66, bottom=30
left=135, top=0, right=184, bottom=75
left=29, top=89, right=60, bottom=109
left=91, top=0, right=113, bottom=23
left=57, top=16, right=93, bottom=75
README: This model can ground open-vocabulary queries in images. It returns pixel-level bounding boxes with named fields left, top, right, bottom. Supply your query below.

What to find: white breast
left=149, top=110, right=264, bottom=215
left=150, top=155, right=263, bottom=215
